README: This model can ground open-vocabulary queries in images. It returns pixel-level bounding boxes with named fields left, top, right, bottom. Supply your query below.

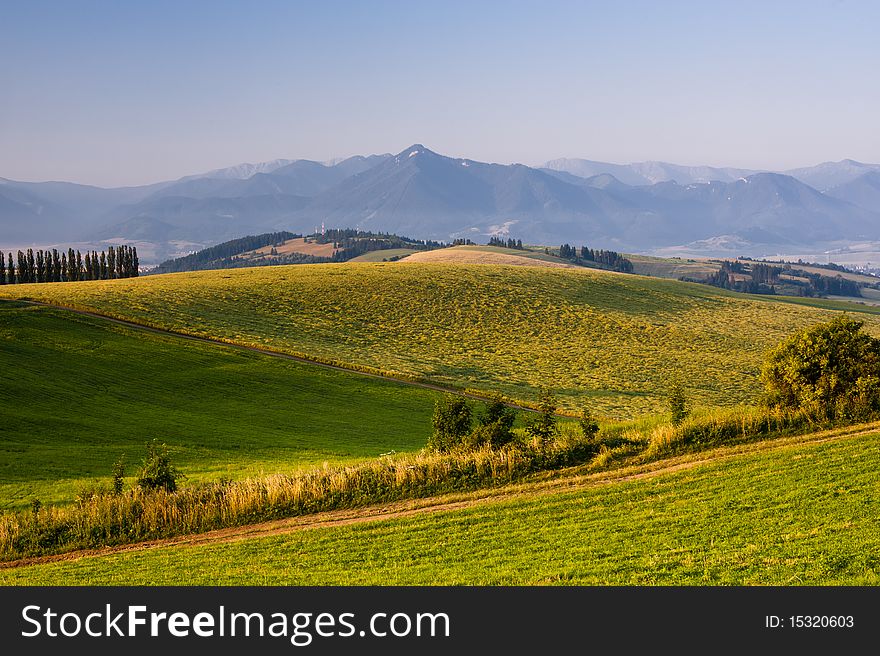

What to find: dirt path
left=9, top=299, right=548, bottom=414
left=3, top=421, right=876, bottom=571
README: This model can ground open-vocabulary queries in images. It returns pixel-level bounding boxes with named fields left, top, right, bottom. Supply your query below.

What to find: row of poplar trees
left=0, top=245, right=139, bottom=284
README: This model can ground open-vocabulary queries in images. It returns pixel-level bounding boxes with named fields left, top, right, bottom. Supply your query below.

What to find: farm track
left=9, top=299, right=547, bottom=414
left=3, top=420, right=877, bottom=570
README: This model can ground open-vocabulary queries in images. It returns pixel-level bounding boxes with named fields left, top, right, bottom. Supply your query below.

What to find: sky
left=2, top=0, right=879, bottom=187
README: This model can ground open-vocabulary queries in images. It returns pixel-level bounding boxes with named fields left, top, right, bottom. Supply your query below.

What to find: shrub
left=428, top=396, right=473, bottom=452
left=111, top=456, right=126, bottom=495
left=466, top=420, right=512, bottom=449
left=668, top=381, right=688, bottom=426
left=761, top=315, right=880, bottom=420
left=579, top=408, right=599, bottom=441
left=136, top=440, right=183, bottom=492
left=526, top=389, right=558, bottom=445
left=470, top=392, right=517, bottom=448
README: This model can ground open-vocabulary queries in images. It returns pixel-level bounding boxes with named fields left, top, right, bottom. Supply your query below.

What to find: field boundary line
left=2, top=420, right=876, bottom=571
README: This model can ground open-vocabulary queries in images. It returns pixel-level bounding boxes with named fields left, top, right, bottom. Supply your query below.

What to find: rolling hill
left=2, top=260, right=879, bottom=588
left=400, top=245, right=577, bottom=268
left=3, top=262, right=879, bottom=418
left=0, top=301, right=442, bottom=509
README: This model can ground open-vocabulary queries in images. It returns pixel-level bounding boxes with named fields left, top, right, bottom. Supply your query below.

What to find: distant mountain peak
left=397, top=144, right=437, bottom=159
left=583, top=173, right=628, bottom=190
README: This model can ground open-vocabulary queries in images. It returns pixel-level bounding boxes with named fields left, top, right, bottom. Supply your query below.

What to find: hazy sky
left=2, top=0, right=879, bottom=187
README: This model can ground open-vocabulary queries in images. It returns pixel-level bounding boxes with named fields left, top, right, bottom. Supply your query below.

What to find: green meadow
left=0, top=301, right=441, bottom=509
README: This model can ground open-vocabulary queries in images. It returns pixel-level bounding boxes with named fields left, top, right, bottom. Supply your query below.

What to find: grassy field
left=3, top=264, right=880, bottom=418
left=349, top=248, right=419, bottom=262
left=5, top=430, right=876, bottom=585
left=0, top=301, right=441, bottom=509
left=627, top=254, right=720, bottom=279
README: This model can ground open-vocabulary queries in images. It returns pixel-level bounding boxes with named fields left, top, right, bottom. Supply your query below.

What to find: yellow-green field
left=3, top=263, right=879, bottom=418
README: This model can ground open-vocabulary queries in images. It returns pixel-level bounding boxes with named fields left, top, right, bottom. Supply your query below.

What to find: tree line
left=702, top=260, right=861, bottom=298
left=740, top=255, right=869, bottom=278
left=803, top=271, right=861, bottom=297
left=313, top=228, right=446, bottom=251
left=428, top=389, right=604, bottom=454
left=556, top=243, right=634, bottom=273
left=0, top=245, right=139, bottom=284
left=487, top=236, right=525, bottom=250
left=153, top=231, right=299, bottom=274
left=705, top=260, right=776, bottom=295
left=321, top=230, right=445, bottom=262
left=151, top=229, right=450, bottom=274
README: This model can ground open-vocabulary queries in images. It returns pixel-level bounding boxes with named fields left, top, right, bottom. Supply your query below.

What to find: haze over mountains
left=3, top=145, right=880, bottom=264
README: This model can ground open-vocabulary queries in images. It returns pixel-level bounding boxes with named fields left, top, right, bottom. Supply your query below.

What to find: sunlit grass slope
left=0, top=302, right=440, bottom=509
left=3, top=263, right=879, bottom=418
left=5, top=431, right=877, bottom=585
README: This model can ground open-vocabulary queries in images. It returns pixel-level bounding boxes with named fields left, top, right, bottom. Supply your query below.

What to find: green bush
left=468, top=392, right=517, bottom=448
left=526, top=389, right=558, bottom=445
left=136, top=440, right=183, bottom=492
left=428, top=396, right=473, bottom=452
left=761, top=315, right=880, bottom=420
left=111, top=456, right=126, bottom=495
left=579, top=408, right=599, bottom=441
left=668, top=380, right=688, bottom=426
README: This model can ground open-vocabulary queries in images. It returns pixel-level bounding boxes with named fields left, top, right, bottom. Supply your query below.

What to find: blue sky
left=2, top=0, right=878, bottom=186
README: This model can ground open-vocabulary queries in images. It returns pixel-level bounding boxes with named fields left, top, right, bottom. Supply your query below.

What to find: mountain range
left=3, top=146, right=880, bottom=264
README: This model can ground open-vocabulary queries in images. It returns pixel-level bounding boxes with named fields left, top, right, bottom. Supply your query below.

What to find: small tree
left=428, top=396, right=473, bottom=452
left=112, top=455, right=126, bottom=495
left=526, top=389, right=558, bottom=445
left=761, top=315, right=880, bottom=420
left=467, top=392, right=517, bottom=448
left=579, top=407, right=599, bottom=441
left=668, top=380, right=688, bottom=426
left=137, top=440, right=182, bottom=492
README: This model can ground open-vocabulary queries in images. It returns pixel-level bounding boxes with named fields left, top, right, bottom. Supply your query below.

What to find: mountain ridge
left=4, top=145, right=880, bottom=263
